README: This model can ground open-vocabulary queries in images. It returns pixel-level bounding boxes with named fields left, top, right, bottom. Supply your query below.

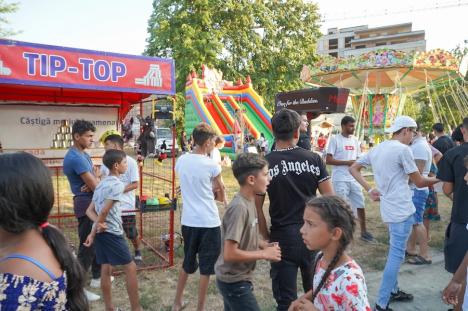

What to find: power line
left=321, top=0, right=468, bottom=22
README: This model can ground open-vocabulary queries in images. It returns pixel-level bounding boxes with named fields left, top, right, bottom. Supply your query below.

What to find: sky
left=4, top=0, right=468, bottom=56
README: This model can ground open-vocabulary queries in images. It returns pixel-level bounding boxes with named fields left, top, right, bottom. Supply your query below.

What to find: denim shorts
left=95, top=232, right=133, bottom=266
left=122, top=215, right=138, bottom=240
left=182, top=225, right=221, bottom=275
left=412, top=189, right=429, bottom=224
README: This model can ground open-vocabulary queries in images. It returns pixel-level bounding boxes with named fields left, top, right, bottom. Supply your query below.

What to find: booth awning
left=0, top=39, right=176, bottom=121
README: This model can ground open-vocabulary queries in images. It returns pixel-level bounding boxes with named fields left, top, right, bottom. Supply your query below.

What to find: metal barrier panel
left=45, top=155, right=176, bottom=275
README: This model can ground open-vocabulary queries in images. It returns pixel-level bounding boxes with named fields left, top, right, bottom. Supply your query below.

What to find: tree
left=145, top=0, right=321, bottom=130
left=0, top=0, right=19, bottom=37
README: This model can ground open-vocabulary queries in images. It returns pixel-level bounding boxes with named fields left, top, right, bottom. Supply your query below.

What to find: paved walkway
left=366, top=250, right=453, bottom=311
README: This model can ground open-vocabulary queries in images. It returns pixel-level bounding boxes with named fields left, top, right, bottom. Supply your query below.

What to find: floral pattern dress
left=313, top=258, right=371, bottom=311
left=0, top=272, right=67, bottom=310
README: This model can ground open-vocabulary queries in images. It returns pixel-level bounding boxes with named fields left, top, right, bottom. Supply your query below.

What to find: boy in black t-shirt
left=432, top=122, right=455, bottom=155
left=255, top=108, right=333, bottom=311
left=437, top=118, right=468, bottom=311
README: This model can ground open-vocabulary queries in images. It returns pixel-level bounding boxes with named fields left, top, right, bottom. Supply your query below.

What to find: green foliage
left=145, top=0, right=321, bottom=131
left=0, top=0, right=19, bottom=37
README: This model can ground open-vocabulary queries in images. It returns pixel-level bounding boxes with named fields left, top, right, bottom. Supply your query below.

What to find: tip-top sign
left=275, top=87, right=349, bottom=113
left=0, top=39, right=175, bottom=95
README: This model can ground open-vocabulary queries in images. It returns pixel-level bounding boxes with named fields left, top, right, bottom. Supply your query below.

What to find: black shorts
left=122, top=215, right=138, bottom=240
left=444, top=222, right=468, bottom=273
left=181, top=225, right=221, bottom=275
left=95, top=232, right=133, bottom=266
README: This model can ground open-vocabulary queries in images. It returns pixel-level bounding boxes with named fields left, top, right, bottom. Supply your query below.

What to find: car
left=154, top=127, right=179, bottom=156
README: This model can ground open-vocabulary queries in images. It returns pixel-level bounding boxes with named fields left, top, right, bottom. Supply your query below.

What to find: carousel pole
left=382, top=94, right=389, bottom=131
left=368, top=94, right=374, bottom=138
left=441, top=88, right=459, bottom=128
left=424, top=70, right=441, bottom=123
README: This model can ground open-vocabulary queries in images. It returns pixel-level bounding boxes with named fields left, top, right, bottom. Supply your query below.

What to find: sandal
left=405, top=251, right=417, bottom=258
left=406, top=255, right=432, bottom=265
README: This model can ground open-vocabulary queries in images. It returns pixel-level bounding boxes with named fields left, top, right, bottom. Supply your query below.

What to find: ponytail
left=42, top=226, right=89, bottom=311
left=310, top=244, right=346, bottom=303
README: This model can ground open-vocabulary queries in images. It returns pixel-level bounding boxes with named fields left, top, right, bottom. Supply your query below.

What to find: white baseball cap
left=385, top=116, right=417, bottom=134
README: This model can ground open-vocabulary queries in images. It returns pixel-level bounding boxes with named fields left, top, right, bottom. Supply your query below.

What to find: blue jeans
left=216, top=279, right=260, bottom=311
left=376, top=215, right=414, bottom=307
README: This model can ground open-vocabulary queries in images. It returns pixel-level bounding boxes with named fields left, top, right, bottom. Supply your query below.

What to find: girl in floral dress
left=289, top=196, right=371, bottom=311
left=0, top=152, right=88, bottom=310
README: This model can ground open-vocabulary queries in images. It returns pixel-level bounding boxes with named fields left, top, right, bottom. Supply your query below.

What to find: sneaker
left=390, top=289, right=413, bottom=302
left=90, top=276, right=114, bottom=288
left=374, top=304, right=393, bottom=311
left=360, top=231, right=375, bottom=243
left=85, top=289, right=100, bottom=302
left=134, top=251, right=143, bottom=262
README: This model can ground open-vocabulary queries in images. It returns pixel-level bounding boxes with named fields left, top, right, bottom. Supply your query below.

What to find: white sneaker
left=90, top=276, right=114, bottom=288
left=85, top=289, right=100, bottom=302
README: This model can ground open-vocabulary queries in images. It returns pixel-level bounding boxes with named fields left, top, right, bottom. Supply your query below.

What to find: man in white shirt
left=326, top=116, right=373, bottom=242
left=349, top=116, right=438, bottom=311
left=172, top=123, right=226, bottom=311
left=406, top=125, right=433, bottom=265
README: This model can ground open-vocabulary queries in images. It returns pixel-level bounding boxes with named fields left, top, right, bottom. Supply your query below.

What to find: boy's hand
left=442, top=279, right=462, bottom=305
left=368, top=188, right=381, bottom=201
left=263, top=243, right=281, bottom=262
left=83, top=233, right=94, bottom=247
left=96, top=221, right=107, bottom=233
left=81, top=184, right=91, bottom=193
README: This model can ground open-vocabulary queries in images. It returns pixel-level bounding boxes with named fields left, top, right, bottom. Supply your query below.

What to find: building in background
left=317, top=23, right=426, bottom=58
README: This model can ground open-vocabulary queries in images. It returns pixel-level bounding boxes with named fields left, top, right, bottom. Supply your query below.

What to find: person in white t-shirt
left=349, top=116, right=439, bottom=311
left=172, top=123, right=227, bottom=311
left=209, top=136, right=225, bottom=168
left=326, top=116, right=373, bottom=242
left=99, top=134, right=142, bottom=264
left=406, top=125, right=433, bottom=265
left=210, top=136, right=225, bottom=201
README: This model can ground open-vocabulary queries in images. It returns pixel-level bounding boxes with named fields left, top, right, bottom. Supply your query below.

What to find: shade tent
left=0, top=39, right=175, bottom=158
left=0, top=39, right=175, bottom=123
left=0, top=83, right=151, bottom=122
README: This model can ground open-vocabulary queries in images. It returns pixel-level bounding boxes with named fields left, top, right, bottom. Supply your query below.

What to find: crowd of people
left=0, top=110, right=467, bottom=311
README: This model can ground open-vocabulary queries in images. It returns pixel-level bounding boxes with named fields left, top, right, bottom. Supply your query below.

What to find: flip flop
left=406, top=255, right=432, bottom=265
left=405, top=251, right=417, bottom=258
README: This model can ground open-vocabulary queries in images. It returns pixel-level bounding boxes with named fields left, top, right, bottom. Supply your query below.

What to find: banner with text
left=0, top=39, right=175, bottom=94
left=0, top=104, right=117, bottom=160
left=275, top=87, right=349, bottom=113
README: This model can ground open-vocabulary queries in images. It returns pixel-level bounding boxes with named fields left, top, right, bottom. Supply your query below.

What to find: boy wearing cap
left=349, top=116, right=439, bottom=311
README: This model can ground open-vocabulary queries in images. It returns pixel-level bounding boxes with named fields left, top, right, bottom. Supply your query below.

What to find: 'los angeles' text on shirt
left=269, top=160, right=321, bottom=178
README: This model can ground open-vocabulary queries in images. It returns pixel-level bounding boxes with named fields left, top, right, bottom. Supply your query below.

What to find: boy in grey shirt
left=85, top=149, right=142, bottom=311
left=215, top=153, right=281, bottom=311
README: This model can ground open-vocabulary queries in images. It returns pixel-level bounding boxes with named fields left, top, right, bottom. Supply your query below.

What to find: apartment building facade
left=317, top=23, right=426, bottom=58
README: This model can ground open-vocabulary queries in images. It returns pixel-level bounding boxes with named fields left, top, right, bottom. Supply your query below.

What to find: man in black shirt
left=437, top=117, right=468, bottom=311
left=297, top=112, right=311, bottom=150
left=432, top=122, right=455, bottom=155
left=255, top=108, right=333, bottom=311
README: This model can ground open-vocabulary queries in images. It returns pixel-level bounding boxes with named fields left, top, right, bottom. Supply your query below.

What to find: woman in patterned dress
left=0, top=152, right=88, bottom=310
